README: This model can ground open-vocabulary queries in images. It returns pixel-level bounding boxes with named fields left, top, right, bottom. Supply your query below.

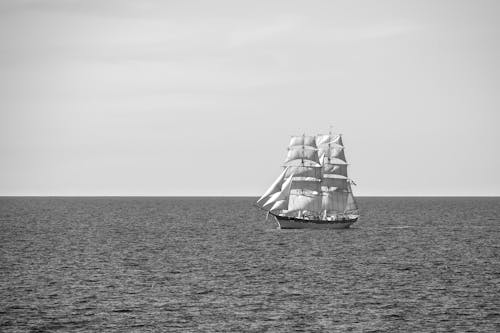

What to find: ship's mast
left=300, top=134, right=304, bottom=218
left=316, top=132, right=358, bottom=218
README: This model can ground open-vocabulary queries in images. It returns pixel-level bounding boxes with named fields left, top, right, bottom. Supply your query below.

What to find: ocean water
left=0, top=197, right=499, bottom=332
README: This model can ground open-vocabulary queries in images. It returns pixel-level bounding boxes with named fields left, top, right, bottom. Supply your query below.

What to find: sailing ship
left=256, top=131, right=359, bottom=229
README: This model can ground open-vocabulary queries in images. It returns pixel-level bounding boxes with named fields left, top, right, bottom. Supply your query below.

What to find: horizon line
left=1, top=195, right=499, bottom=198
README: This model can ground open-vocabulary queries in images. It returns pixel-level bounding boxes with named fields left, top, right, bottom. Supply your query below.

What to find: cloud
left=329, top=22, right=425, bottom=41
left=228, top=18, right=424, bottom=48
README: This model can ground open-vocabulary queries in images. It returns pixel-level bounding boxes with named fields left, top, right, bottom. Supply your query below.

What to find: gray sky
left=1, top=0, right=499, bottom=196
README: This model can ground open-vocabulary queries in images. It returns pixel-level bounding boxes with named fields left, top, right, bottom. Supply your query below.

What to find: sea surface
left=0, top=197, right=499, bottom=332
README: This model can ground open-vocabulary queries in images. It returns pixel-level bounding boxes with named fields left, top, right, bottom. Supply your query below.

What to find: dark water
left=1, top=197, right=499, bottom=332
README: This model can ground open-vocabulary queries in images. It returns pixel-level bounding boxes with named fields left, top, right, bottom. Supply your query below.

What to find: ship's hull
left=273, top=214, right=357, bottom=229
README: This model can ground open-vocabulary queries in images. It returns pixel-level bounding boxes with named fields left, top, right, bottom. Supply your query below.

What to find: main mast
left=282, top=134, right=321, bottom=217
left=317, top=132, right=358, bottom=217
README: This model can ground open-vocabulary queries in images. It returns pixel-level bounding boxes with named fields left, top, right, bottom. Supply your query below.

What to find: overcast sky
left=1, top=0, right=499, bottom=196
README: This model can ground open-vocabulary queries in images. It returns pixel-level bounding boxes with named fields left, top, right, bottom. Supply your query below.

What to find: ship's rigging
left=257, top=132, right=358, bottom=220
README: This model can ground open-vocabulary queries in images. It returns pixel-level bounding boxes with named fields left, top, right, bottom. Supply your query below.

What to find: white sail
left=323, top=174, right=348, bottom=180
left=322, top=177, right=348, bottom=190
left=289, top=179, right=321, bottom=192
left=316, top=134, right=343, bottom=147
left=287, top=192, right=321, bottom=213
left=289, top=135, right=317, bottom=148
left=284, top=166, right=322, bottom=179
left=318, top=152, right=326, bottom=166
left=334, top=135, right=344, bottom=146
left=321, top=191, right=357, bottom=213
left=263, top=175, right=293, bottom=207
left=269, top=199, right=288, bottom=211
left=332, top=147, right=346, bottom=161
left=315, top=134, right=331, bottom=146
left=345, top=192, right=357, bottom=212
left=284, top=147, right=319, bottom=164
left=323, top=157, right=347, bottom=165
left=256, top=167, right=288, bottom=205
left=321, top=191, right=348, bottom=212
left=323, top=164, right=347, bottom=177
left=345, top=183, right=358, bottom=212
left=318, top=146, right=346, bottom=162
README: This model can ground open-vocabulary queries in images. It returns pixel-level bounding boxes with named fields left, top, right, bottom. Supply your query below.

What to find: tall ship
left=256, top=131, right=359, bottom=229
